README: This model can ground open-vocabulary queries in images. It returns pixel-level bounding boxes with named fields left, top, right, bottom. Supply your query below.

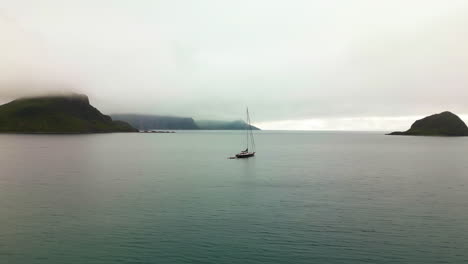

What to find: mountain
left=111, top=114, right=199, bottom=130
left=0, top=94, right=137, bottom=133
left=388, top=111, right=468, bottom=136
left=195, top=120, right=260, bottom=130
left=111, top=114, right=261, bottom=130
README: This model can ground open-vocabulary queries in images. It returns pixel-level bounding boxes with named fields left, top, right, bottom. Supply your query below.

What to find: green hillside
left=0, top=94, right=137, bottom=133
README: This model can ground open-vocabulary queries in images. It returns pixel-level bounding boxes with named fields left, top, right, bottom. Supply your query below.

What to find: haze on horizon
left=1, top=0, right=468, bottom=130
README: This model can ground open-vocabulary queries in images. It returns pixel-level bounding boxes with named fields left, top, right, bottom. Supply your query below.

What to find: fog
left=1, top=0, right=468, bottom=130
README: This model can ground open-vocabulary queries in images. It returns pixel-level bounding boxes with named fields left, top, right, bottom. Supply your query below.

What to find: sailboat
left=235, top=108, right=256, bottom=158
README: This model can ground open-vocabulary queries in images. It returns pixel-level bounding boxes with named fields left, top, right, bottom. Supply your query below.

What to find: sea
left=0, top=131, right=467, bottom=263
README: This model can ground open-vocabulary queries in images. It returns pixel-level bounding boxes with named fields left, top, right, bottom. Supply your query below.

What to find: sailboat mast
left=246, top=107, right=249, bottom=150
left=234, top=107, right=256, bottom=158
left=246, top=107, right=255, bottom=152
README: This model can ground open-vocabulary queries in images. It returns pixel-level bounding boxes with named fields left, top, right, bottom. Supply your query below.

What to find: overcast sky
left=1, top=0, right=468, bottom=130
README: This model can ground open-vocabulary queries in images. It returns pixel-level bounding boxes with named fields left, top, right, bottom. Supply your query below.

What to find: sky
left=1, top=0, right=468, bottom=130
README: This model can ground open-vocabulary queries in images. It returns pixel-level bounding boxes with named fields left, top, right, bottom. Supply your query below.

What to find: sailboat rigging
left=235, top=108, right=256, bottom=158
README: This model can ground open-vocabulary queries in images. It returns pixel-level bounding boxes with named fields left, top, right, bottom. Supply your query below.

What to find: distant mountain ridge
left=0, top=94, right=137, bottom=133
left=111, top=114, right=199, bottom=130
left=111, top=114, right=260, bottom=130
left=195, top=120, right=260, bottom=130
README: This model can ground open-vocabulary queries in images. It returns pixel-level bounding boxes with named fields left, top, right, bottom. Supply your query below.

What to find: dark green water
left=1, top=131, right=467, bottom=263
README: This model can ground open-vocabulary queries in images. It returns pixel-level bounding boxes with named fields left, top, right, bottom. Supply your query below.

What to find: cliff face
left=0, top=94, right=137, bottom=133
left=389, top=111, right=468, bottom=136
left=111, top=114, right=199, bottom=130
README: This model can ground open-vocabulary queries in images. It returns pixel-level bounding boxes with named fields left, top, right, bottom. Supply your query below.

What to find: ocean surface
left=1, top=131, right=467, bottom=263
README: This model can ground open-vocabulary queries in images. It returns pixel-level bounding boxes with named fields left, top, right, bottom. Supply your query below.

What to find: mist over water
left=1, top=131, right=467, bottom=263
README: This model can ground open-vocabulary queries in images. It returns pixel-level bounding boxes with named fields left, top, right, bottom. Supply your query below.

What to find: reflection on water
left=1, top=131, right=468, bottom=263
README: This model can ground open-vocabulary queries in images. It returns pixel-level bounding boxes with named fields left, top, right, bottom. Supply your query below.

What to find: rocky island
left=388, top=111, right=468, bottom=136
left=0, top=94, right=138, bottom=133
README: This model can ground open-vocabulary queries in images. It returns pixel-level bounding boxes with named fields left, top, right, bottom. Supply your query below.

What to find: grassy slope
left=0, top=95, right=137, bottom=133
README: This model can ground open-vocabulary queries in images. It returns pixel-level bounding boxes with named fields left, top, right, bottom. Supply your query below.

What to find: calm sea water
left=1, top=131, right=467, bottom=263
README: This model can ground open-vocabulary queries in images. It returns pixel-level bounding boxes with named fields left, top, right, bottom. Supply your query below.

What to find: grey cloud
left=1, top=0, right=468, bottom=129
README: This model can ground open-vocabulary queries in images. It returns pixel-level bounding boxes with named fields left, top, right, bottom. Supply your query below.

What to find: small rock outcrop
left=388, top=111, right=468, bottom=136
